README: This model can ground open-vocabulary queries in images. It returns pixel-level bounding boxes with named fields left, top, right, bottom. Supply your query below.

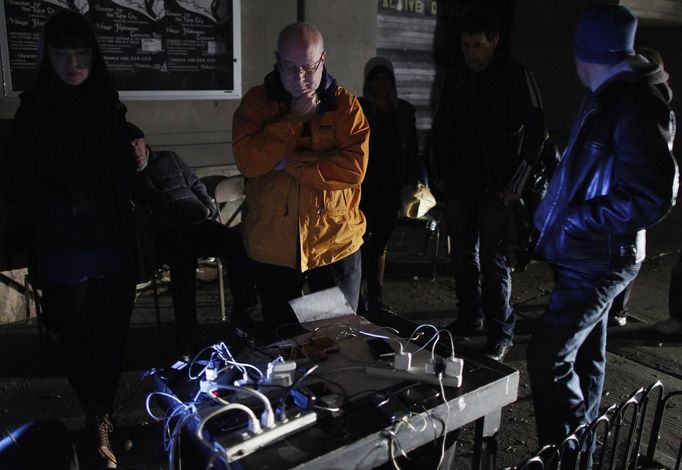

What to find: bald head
left=275, top=22, right=326, bottom=97
left=277, top=22, right=324, bottom=55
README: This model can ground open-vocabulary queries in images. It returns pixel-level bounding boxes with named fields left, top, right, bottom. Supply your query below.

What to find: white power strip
left=364, top=364, right=463, bottom=388
left=225, top=411, right=317, bottom=462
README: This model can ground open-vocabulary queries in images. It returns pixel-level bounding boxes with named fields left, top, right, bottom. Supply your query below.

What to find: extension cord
left=265, top=360, right=297, bottom=387
left=365, top=364, right=462, bottom=388
left=224, top=411, right=317, bottom=462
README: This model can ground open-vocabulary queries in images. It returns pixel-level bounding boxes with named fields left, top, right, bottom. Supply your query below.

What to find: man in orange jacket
left=233, top=22, right=370, bottom=340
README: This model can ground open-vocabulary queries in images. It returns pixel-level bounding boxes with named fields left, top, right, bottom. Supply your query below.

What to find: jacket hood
left=597, top=54, right=672, bottom=103
left=362, top=56, right=398, bottom=109
left=263, top=66, right=338, bottom=112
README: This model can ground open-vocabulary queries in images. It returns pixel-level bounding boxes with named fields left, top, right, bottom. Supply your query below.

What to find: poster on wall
left=0, top=0, right=241, bottom=99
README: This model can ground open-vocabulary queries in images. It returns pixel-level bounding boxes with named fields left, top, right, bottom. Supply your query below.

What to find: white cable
left=167, top=410, right=195, bottom=470
left=145, top=391, right=188, bottom=421
left=217, top=342, right=264, bottom=379
left=209, top=384, right=276, bottom=428
left=386, top=412, right=429, bottom=470
left=400, top=413, right=428, bottom=433
left=196, top=403, right=262, bottom=443
left=436, top=372, right=451, bottom=469
left=165, top=404, right=195, bottom=452
left=188, top=346, right=219, bottom=380
left=389, top=425, right=403, bottom=470
left=354, top=328, right=406, bottom=354
left=405, top=324, right=441, bottom=354
left=430, top=333, right=440, bottom=360
left=205, top=446, right=232, bottom=470
left=437, top=328, right=456, bottom=357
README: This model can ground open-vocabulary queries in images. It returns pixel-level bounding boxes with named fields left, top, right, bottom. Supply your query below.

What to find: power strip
left=364, top=364, right=463, bottom=387
left=225, top=411, right=317, bottom=462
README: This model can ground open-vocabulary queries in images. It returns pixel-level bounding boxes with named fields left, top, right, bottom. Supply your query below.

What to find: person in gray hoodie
left=358, top=57, right=419, bottom=314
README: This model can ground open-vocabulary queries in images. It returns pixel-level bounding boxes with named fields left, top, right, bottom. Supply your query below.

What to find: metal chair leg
left=217, top=259, right=226, bottom=322
left=433, top=224, right=440, bottom=282
left=151, top=273, right=161, bottom=328
left=24, top=273, right=31, bottom=323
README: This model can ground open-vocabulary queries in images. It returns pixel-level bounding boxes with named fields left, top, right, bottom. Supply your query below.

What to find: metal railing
left=508, top=381, right=682, bottom=469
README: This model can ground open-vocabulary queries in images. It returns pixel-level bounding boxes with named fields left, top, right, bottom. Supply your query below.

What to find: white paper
left=288, top=287, right=355, bottom=323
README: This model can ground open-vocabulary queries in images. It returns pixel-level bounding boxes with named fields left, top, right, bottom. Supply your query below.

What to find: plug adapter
left=424, top=357, right=444, bottom=375
left=444, top=357, right=464, bottom=378
left=260, top=409, right=275, bottom=429
left=393, top=351, right=412, bottom=370
left=267, top=360, right=297, bottom=386
left=205, top=368, right=218, bottom=382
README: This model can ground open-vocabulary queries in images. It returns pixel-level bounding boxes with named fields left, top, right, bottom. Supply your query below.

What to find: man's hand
left=291, top=90, right=320, bottom=123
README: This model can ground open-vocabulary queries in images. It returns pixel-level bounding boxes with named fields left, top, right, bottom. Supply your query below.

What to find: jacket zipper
left=535, top=102, right=597, bottom=250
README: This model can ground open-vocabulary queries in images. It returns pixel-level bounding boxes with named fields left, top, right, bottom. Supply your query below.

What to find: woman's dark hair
left=32, top=10, right=111, bottom=93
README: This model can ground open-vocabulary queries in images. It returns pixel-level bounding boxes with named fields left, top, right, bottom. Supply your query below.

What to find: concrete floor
left=1, top=202, right=682, bottom=469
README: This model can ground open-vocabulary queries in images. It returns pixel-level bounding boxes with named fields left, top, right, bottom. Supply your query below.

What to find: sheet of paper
left=288, top=287, right=355, bottom=323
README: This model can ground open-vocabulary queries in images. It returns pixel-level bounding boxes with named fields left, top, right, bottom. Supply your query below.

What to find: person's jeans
left=252, top=249, right=362, bottom=342
left=527, top=262, right=641, bottom=446
left=609, top=278, right=635, bottom=317
left=446, top=196, right=514, bottom=343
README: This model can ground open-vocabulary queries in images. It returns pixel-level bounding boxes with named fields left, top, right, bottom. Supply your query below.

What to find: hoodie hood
left=362, top=56, right=398, bottom=109
left=596, top=54, right=672, bottom=103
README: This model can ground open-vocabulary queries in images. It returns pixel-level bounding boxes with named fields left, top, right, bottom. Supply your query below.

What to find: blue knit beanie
left=575, top=4, right=637, bottom=64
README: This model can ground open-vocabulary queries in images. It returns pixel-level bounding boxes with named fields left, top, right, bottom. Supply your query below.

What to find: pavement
left=1, top=202, right=682, bottom=469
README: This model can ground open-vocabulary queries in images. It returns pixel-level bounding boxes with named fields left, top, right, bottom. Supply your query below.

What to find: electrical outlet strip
left=364, top=364, right=463, bottom=388
left=225, top=411, right=317, bottom=462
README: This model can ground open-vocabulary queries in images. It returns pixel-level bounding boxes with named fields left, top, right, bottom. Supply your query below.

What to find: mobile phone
left=280, top=342, right=327, bottom=361
left=398, top=384, right=441, bottom=410
left=311, top=334, right=339, bottom=352
left=371, top=391, right=408, bottom=424
left=366, top=338, right=395, bottom=360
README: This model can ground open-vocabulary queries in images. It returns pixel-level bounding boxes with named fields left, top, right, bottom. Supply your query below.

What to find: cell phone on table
left=371, top=391, right=407, bottom=424
left=366, top=338, right=395, bottom=360
left=311, top=335, right=339, bottom=353
left=280, top=342, right=327, bottom=361
left=398, top=383, right=441, bottom=410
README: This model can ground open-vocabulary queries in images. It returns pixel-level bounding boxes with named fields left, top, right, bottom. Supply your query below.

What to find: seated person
left=127, top=122, right=258, bottom=349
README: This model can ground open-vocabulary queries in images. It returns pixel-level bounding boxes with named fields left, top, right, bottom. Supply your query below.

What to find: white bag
left=401, top=183, right=437, bottom=219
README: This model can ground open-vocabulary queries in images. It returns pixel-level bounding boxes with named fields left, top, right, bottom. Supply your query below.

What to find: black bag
left=132, top=201, right=156, bottom=284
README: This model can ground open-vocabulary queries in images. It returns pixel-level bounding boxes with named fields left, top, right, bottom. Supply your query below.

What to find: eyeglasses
left=279, top=54, right=324, bottom=75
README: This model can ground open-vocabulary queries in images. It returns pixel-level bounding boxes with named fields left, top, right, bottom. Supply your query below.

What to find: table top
left=156, top=314, right=519, bottom=469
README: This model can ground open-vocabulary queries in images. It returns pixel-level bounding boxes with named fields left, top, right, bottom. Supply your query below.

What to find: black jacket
left=0, top=86, right=135, bottom=283
left=358, top=97, right=419, bottom=198
left=534, top=57, right=679, bottom=270
left=432, top=59, right=546, bottom=198
left=136, top=148, right=217, bottom=230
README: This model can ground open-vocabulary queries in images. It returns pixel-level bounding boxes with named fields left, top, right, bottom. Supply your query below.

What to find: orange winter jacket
left=232, top=71, right=370, bottom=271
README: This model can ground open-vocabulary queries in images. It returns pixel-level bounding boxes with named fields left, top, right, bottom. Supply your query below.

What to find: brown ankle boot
left=93, top=414, right=117, bottom=468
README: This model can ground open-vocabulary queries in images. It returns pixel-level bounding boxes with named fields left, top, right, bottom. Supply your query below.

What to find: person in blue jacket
left=528, top=5, right=678, bottom=447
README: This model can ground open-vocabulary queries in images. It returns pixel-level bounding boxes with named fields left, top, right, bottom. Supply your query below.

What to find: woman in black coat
left=359, top=57, right=420, bottom=314
left=1, top=11, right=136, bottom=468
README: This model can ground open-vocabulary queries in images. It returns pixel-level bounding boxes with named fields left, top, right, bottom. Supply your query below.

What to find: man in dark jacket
left=528, top=5, right=678, bottom=446
left=432, top=7, right=546, bottom=361
left=127, top=123, right=258, bottom=348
